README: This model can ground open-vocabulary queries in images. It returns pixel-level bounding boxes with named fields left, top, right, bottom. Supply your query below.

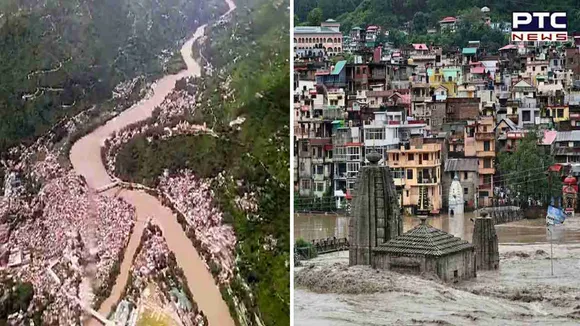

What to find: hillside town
left=294, top=13, right=580, bottom=215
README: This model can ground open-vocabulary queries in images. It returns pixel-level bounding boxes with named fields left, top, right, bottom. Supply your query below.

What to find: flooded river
left=70, top=1, right=236, bottom=325
left=294, top=211, right=580, bottom=244
left=295, top=213, right=580, bottom=325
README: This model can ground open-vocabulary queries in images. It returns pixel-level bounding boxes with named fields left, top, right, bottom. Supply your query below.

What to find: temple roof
left=374, top=220, right=474, bottom=257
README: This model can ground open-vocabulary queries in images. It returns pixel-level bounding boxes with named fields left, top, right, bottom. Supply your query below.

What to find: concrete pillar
left=472, top=215, right=499, bottom=270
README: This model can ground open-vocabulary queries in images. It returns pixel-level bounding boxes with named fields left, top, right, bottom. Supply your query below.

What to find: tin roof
left=373, top=220, right=474, bottom=256
left=332, top=60, right=347, bottom=75
left=444, top=158, right=478, bottom=172
left=555, top=130, right=580, bottom=142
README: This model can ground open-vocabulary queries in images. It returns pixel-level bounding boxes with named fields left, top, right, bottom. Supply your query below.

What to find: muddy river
left=295, top=213, right=580, bottom=325
left=294, top=211, right=580, bottom=244
left=70, top=1, right=236, bottom=325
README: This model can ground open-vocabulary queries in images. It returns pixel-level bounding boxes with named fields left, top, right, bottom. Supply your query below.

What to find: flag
left=547, top=205, right=566, bottom=225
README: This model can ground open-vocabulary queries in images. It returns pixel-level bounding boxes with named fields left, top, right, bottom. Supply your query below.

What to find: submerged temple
left=372, top=216, right=476, bottom=282
left=348, top=155, right=477, bottom=281
left=349, top=151, right=403, bottom=266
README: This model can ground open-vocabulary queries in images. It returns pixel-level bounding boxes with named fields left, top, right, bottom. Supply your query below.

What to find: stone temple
left=349, top=151, right=403, bottom=266
left=349, top=153, right=476, bottom=282
left=372, top=216, right=476, bottom=282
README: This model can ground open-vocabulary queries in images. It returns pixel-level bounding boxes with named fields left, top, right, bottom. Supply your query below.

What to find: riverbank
left=295, top=242, right=580, bottom=325
left=70, top=1, right=237, bottom=325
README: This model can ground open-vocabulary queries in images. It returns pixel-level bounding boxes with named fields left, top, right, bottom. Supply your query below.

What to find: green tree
left=497, top=130, right=561, bottom=207
left=412, top=11, right=429, bottom=34
left=388, top=29, right=408, bottom=48
left=307, top=8, right=323, bottom=26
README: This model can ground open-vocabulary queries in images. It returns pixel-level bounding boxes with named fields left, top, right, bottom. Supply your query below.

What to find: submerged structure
left=349, top=151, right=403, bottom=266
left=372, top=217, right=476, bottom=282
left=372, top=185, right=476, bottom=282
left=472, top=214, right=499, bottom=270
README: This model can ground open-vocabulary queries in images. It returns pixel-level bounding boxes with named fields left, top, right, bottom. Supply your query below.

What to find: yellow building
left=429, top=68, right=458, bottom=97
left=387, top=142, right=442, bottom=211
left=546, top=106, right=569, bottom=123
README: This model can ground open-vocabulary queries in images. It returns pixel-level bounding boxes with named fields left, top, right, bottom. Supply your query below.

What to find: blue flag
left=547, top=205, right=566, bottom=225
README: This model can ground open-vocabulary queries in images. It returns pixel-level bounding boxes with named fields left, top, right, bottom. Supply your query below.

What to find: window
left=347, top=162, right=360, bottom=173
left=347, top=147, right=360, bottom=161
left=391, top=168, right=404, bottom=179
left=408, top=154, right=415, bottom=161
left=363, top=67, right=367, bottom=74
left=484, top=141, right=490, bottom=151
left=522, top=111, right=531, bottom=122
left=315, top=182, right=324, bottom=192
left=423, top=153, right=429, bottom=161
left=301, top=179, right=311, bottom=190
left=557, top=109, right=564, bottom=118
left=356, top=67, right=361, bottom=74
left=483, top=175, right=492, bottom=186
left=464, top=172, right=468, bottom=180
left=407, top=169, right=413, bottom=180
left=464, top=187, right=469, bottom=195
left=300, top=162, right=305, bottom=171
left=453, top=270, right=458, bottom=278
left=484, top=158, right=491, bottom=168
left=366, top=129, right=384, bottom=140
left=315, top=165, right=324, bottom=175
left=406, top=190, right=410, bottom=197
left=301, top=142, right=308, bottom=152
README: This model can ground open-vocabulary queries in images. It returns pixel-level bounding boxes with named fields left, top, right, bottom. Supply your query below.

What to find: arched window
left=335, top=47, right=338, bottom=52
left=327, top=38, right=332, bottom=43
left=334, top=38, right=338, bottom=43
left=294, top=38, right=297, bottom=44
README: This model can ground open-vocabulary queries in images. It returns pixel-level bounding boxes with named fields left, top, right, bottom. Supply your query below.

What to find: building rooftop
left=462, top=48, right=477, bottom=55
left=444, top=158, right=479, bottom=172
left=440, top=16, right=457, bottom=23
left=555, top=130, right=580, bottom=142
left=373, top=219, right=474, bottom=256
left=294, top=26, right=341, bottom=34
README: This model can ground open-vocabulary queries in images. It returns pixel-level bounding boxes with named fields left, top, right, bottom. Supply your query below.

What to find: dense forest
left=296, top=0, right=580, bottom=31
left=0, top=0, right=227, bottom=154
left=296, top=0, right=580, bottom=52
left=115, top=0, right=290, bottom=324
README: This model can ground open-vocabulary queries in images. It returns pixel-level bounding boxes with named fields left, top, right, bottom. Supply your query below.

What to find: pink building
left=294, top=19, right=343, bottom=57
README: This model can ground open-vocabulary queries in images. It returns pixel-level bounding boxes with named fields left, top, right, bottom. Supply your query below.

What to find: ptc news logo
left=512, top=12, right=568, bottom=41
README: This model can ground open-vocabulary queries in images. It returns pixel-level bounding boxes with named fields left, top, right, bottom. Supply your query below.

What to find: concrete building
left=386, top=142, right=442, bottom=212
left=294, top=19, right=343, bottom=57
left=553, top=130, right=580, bottom=164
left=349, top=152, right=403, bottom=266
left=464, top=116, right=496, bottom=206
left=372, top=217, right=476, bottom=282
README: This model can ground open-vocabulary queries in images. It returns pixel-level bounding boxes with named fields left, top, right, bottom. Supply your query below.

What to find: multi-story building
left=464, top=116, right=495, bottom=206
left=332, top=126, right=363, bottom=196
left=553, top=130, right=580, bottom=164
left=363, top=111, right=427, bottom=163
left=386, top=141, right=443, bottom=212
left=294, top=19, right=343, bottom=57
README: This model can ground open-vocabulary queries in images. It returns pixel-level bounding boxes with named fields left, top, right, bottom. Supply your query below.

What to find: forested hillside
left=114, top=0, right=290, bottom=324
left=0, top=0, right=227, bottom=153
left=296, top=0, right=580, bottom=33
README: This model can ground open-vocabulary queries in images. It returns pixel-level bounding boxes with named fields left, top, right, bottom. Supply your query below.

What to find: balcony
left=476, top=150, right=495, bottom=157
left=479, top=167, right=495, bottom=175
left=417, top=178, right=439, bottom=185
left=475, top=132, right=495, bottom=141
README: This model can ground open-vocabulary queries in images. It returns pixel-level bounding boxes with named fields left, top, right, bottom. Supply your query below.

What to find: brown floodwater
left=294, top=211, right=580, bottom=244
left=70, top=0, right=236, bottom=325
